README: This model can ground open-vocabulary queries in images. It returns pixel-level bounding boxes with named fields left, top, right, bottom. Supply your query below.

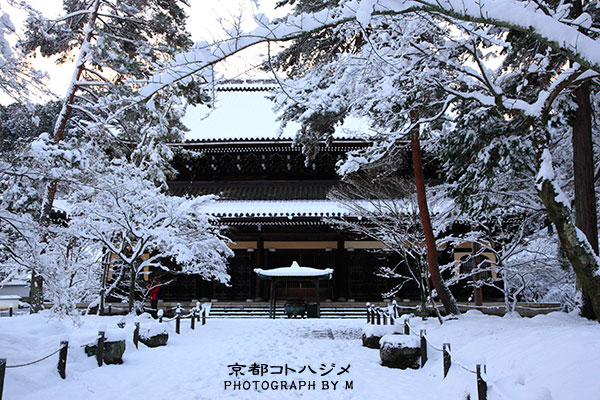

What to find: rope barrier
left=6, top=347, right=62, bottom=368
left=403, top=317, right=479, bottom=375
left=443, top=346, right=478, bottom=374
left=406, top=321, right=445, bottom=352
left=163, top=312, right=194, bottom=322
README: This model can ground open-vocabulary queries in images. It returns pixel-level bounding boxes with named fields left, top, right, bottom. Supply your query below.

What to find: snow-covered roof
left=200, top=199, right=356, bottom=218
left=254, top=261, right=333, bottom=279
left=182, top=81, right=370, bottom=141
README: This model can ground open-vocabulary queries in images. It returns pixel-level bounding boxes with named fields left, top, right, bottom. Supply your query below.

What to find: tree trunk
left=573, top=81, right=598, bottom=319
left=537, top=150, right=600, bottom=321
left=472, top=239, right=483, bottom=306
left=128, top=265, right=136, bottom=313
left=410, top=125, right=459, bottom=315
left=29, top=271, right=44, bottom=313
left=31, top=0, right=102, bottom=312
left=572, top=0, right=598, bottom=320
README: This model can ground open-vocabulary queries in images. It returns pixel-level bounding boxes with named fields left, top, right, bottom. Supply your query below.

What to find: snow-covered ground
left=1, top=310, right=598, bottom=400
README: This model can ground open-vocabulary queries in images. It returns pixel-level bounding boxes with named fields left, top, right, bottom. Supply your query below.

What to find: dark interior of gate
left=154, top=136, right=416, bottom=302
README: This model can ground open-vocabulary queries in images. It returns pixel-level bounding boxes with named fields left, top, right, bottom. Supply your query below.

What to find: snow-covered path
left=1, top=311, right=599, bottom=399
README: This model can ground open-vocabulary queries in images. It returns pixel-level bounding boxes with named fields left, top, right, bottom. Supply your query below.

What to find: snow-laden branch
left=138, top=0, right=600, bottom=102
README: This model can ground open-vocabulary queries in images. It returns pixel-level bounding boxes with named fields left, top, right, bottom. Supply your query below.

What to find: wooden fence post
left=376, top=308, right=381, bottom=325
left=158, top=309, right=163, bottom=323
left=477, top=364, right=487, bottom=400
left=0, top=358, right=6, bottom=400
left=196, top=302, right=201, bottom=322
left=191, top=310, right=195, bottom=330
left=8, top=305, right=13, bottom=317
left=404, top=319, right=410, bottom=334
left=133, top=322, right=140, bottom=349
left=202, top=308, right=206, bottom=325
left=176, top=314, right=180, bottom=334
left=443, top=343, right=451, bottom=378
left=420, top=329, right=427, bottom=367
left=108, top=304, right=112, bottom=316
left=57, top=341, right=68, bottom=379
left=97, top=331, right=105, bottom=367
left=383, top=312, right=387, bottom=325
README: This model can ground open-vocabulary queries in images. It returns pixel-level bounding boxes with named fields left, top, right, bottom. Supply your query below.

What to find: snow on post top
left=254, top=261, right=333, bottom=278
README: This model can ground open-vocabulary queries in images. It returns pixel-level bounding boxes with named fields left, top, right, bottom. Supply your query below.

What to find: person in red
left=147, top=278, right=161, bottom=318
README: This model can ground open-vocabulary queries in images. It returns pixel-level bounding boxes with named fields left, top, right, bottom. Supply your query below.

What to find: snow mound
left=362, top=324, right=402, bottom=337
left=139, top=322, right=169, bottom=339
left=81, top=328, right=126, bottom=345
left=380, top=334, right=420, bottom=348
left=105, top=329, right=126, bottom=342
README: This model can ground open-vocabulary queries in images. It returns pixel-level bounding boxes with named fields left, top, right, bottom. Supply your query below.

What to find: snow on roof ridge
left=179, top=137, right=368, bottom=144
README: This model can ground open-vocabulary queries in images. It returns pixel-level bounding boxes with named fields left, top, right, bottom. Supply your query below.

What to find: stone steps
left=207, top=305, right=367, bottom=319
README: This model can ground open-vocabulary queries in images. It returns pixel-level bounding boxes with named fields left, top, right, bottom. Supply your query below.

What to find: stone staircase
left=207, top=302, right=367, bottom=319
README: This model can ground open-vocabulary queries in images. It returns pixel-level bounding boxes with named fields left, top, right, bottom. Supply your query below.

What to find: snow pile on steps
left=1, top=310, right=599, bottom=399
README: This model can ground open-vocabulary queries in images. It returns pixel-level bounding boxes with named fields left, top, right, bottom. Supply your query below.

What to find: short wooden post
left=0, top=358, right=6, bottom=400
left=366, top=308, right=371, bottom=323
left=202, top=308, right=206, bottom=325
left=392, top=300, right=398, bottom=318
left=443, top=343, right=451, bottom=378
left=404, top=319, right=410, bottom=334
left=133, top=322, right=140, bottom=349
left=420, top=329, right=427, bottom=367
left=382, top=312, right=387, bottom=325
left=57, top=341, right=68, bottom=379
left=8, top=305, right=13, bottom=317
left=376, top=308, right=381, bottom=325
left=477, top=364, right=487, bottom=400
left=97, top=331, right=105, bottom=367
left=108, top=304, right=112, bottom=316
left=176, top=314, right=180, bottom=334
left=191, top=310, right=195, bottom=330
left=158, top=309, right=164, bottom=323
left=196, top=302, right=201, bottom=322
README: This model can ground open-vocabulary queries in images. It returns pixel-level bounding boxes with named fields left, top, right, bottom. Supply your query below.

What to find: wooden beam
left=344, top=241, right=386, bottom=249
left=229, top=241, right=258, bottom=250
left=264, top=241, right=337, bottom=249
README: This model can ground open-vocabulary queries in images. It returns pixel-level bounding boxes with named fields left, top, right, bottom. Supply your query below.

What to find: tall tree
left=14, top=0, right=206, bottom=312
left=570, top=0, right=598, bottom=319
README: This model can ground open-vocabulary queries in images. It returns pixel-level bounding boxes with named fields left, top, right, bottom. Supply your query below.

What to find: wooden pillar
left=270, top=279, right=278, bottom=319
left=256, top=238, right=265, bottom=300
left=334, top=240, right=347, bottom=300
left=315, top=279, right=320, bottom=318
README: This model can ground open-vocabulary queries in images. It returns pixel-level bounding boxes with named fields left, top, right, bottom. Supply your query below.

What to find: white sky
left=0, top=0, right=311, bottom=139
left=1, top=0, right=287, bottom=96
left=182, top=91, right=370, bottom=141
